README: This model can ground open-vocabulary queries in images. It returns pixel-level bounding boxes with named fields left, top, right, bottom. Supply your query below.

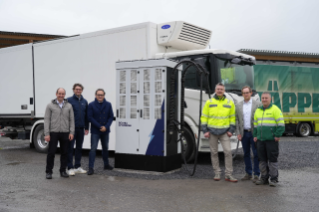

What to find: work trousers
left=89, top=133, right=110, bottom=169
left=242, top=131, right=260, bottom=176
left=257, top=140, right=279, bottom=181
left=67, top=128, right=85, bottom=169
left=209, top=133, right=233, bottom=176
left=46, top=132, right=69, bottom=174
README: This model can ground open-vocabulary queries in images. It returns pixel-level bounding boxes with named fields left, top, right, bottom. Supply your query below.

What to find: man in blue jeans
left=67, top=83, right=89, bottom=176
left=87, top=88, right=114, bottom=175
left=235, top=86, right=262, bottom=182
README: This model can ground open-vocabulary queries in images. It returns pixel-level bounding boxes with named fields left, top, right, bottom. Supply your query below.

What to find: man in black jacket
left=67, top=83, right=89, bottom=176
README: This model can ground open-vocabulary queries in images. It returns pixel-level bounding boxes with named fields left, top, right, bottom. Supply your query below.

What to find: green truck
left=254, top=63, right=319, bottom=136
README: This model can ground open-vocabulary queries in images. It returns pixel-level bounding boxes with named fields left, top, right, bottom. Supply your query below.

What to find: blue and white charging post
left=115, top=59, right=182, bottom=172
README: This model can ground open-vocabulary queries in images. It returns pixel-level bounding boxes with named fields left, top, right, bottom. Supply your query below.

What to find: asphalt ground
left=1, top=136, right=319, bottom=212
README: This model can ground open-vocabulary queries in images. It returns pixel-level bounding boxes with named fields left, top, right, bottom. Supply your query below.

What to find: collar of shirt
left=243, top=98, right=252, bottom=105
left=56, top=100, right=64, bottom=108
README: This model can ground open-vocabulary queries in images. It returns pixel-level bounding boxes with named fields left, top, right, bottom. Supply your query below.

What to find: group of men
left=201, top=83, right=285, bottom=187
left=44, top=82, right=284, bottom=187
left=44, top=83, right=114, bottom=179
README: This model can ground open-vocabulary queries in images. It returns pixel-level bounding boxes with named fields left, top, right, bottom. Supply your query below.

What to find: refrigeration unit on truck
left=0, top=21, right=256, bottom=162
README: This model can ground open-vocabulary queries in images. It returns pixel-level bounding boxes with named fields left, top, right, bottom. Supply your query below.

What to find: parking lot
left=1, top=136, right=319, bottom=212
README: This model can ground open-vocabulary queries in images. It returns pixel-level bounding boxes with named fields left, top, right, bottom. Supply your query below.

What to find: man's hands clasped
left=100, top=126, right=107, bottom=132
left=204, top=131, right=233, bottom=138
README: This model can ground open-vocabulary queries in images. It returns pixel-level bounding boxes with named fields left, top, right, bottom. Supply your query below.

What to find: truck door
left=0, top=44, right=34, bottom=116
left=116, top=69, right=140, bottom=154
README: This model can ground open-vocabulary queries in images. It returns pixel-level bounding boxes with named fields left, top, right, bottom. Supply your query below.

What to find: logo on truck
left=257, top=80, right=319, bottom=113
left=119, top=122, right=131, bottom=127
left=161, top=25, right=171, bottom=29
left=254, top=65, right=319, bottom=114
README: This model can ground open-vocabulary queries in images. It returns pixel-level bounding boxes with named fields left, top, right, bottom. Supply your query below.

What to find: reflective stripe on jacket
left=201, top=94, right=236, bottom=135
left=253, top=103, right=285, bottom=141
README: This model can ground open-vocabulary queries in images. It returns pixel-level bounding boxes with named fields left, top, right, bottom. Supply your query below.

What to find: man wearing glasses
left=66, top=83, right=89, bottom=176
left=235, top=86, right=261, bottom=182
left=87, top=88, right=114, bottom=175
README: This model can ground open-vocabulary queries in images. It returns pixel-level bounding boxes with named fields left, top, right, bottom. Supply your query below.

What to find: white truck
left=0, top=21, right=257, bottom=161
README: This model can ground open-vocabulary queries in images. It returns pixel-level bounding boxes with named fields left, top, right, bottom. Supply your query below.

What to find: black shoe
left=255, top=178, right=269, bottom=185
left=104, top=165, right=113, bottom=170
left=87, top=168, right=94, bottom=175
left=60, top=171, right=69, bottom=178
left=46, top=173, right=52, bottom=179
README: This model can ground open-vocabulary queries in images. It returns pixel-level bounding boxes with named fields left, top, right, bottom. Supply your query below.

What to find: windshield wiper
left=227, top=89, right=242, bottom=92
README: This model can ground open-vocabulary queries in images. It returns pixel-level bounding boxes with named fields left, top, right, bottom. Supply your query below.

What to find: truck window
left=184, top=57, right=209, bottom=90
left=217, top=58, right=254, bottom=91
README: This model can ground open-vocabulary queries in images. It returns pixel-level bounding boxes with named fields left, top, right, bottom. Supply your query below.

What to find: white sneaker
left=74, top=167, right=87, bottom=174
left=68, top=168, right=75, bottom=176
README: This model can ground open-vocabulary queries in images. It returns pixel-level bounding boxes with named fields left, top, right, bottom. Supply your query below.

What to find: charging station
left=114, top=59, right=182, bottom=173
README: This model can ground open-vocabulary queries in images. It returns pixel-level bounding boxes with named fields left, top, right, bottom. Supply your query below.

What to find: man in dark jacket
left=67, top=83, right=89, bottom=176
left=87, top=88, right=114, bottom=175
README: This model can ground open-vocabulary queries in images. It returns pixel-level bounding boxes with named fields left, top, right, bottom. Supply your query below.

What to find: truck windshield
left=216, top=58, right=255, bottom=92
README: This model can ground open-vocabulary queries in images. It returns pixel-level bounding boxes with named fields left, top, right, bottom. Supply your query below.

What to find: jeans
left=46, top=132, right=69, bottom=173
left=241, top=131, right=260, bottom=176
left=67, top=128, right=85, bottom=169
left=89, top=133, right=110, bottom=169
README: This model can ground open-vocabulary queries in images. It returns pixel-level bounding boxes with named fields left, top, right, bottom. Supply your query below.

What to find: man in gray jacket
left=235, top=86, right=261, bottom=182
left=44, top=88, right=75, bottom=179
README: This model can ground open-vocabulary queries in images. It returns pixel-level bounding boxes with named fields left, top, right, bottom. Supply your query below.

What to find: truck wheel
left=33, top=124, right=49, bottom=153
left=181, top=127, right=195, bottom=163
left=298, top=123, right=311, bottom=137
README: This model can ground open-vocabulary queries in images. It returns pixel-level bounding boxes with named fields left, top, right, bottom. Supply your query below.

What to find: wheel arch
left=29, top=120, right=44, bottom=144
left=183, top=115, right=197, bottom=138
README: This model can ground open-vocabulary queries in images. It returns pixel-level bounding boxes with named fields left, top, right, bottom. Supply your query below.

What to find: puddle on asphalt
left=6, top=162, right=23, bottom=166
left=98, top=175, right=123, bottom=182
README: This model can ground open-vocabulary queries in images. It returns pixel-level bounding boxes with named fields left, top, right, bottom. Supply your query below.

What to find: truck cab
left=156, top=49, right=258, bottom=161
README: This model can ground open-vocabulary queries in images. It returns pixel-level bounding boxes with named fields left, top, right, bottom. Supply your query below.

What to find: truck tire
left=181, top=127, right=196, bottom=163
left=298, top=122, right=311, bottom=137
left=33, top=124, right=49, bottom=153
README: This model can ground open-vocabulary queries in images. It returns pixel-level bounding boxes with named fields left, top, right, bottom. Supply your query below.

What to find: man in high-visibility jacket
left=201, top=83, right=237, bottom=182
left=253, top=92, right=285, bottom=187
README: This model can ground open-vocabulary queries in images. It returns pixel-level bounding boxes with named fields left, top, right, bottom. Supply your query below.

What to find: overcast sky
left=0, top=0, right=318, bottom=52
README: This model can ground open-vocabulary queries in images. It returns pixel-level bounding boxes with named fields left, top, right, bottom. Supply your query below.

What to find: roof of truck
left=238, top=49, right=319, bottom=63
left=155, top=49, right=255, bottom=60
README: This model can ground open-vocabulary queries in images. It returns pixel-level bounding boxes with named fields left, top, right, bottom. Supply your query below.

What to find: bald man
left=44, top=88, right=75, bottom=179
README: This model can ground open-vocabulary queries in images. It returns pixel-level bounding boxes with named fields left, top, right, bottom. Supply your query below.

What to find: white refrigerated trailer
left=0, top=21, right=257, bottom=161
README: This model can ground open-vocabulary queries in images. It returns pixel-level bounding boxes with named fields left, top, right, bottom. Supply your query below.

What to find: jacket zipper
left=261, top=109, right=265, bottom=140
left=78, top=98, right=83, bottom=127
left=59, top=104, right=63, bottom=132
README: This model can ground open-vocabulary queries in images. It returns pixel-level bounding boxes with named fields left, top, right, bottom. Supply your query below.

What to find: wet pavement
left=1, top=136, right=319, bottom=212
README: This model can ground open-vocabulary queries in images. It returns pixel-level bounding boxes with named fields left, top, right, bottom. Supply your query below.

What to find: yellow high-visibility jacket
left=201, top=95, right=236, bottom=135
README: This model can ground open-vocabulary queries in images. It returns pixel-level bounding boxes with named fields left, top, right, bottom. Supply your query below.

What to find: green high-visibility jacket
left=253, top=103, right=285, bottom=141
left=201, top=94, right=236, bottom=135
